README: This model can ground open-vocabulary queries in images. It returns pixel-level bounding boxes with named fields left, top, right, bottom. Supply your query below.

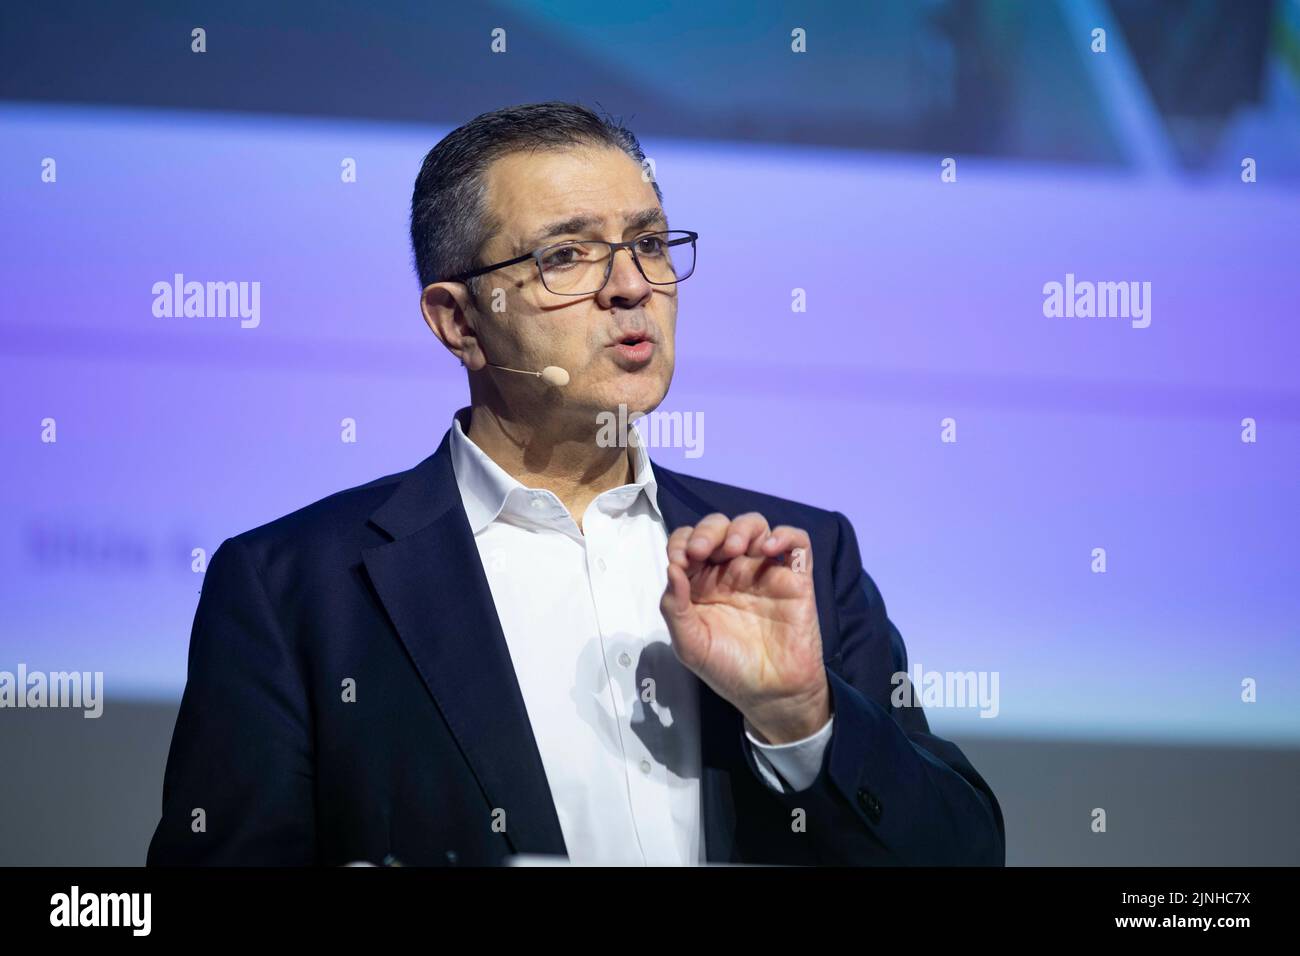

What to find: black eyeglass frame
left=440, top=229, right=699, bottom=296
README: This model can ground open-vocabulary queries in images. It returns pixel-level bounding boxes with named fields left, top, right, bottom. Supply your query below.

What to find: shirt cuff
left=744, top=715, right=834, bottom=793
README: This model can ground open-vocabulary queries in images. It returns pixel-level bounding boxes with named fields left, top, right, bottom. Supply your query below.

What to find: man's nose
left=598, top=245, right=653, bottom=307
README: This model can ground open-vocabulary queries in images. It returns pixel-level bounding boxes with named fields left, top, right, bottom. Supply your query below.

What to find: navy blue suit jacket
left=147, top=430, right=1005, bottom=866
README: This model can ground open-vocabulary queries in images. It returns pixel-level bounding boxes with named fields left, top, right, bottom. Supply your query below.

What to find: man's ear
left=420, top=282, right=485, bottom=371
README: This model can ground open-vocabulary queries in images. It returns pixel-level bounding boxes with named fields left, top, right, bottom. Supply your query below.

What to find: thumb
left=661, top=563, right=706, bottom=667
left=660, top=561, right=693, bottom=622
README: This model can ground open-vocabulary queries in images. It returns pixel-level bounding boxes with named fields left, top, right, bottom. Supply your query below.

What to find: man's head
left=412, top=102, right=687, bottom=432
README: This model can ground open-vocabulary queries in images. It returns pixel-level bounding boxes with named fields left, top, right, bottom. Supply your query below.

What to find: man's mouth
left=610, top=331, right=655, bottom=364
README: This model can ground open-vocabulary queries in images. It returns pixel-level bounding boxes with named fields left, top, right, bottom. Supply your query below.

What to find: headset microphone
left=486, top=363, right=571, bottom=387
left=466, top=333, right=570, bottom=386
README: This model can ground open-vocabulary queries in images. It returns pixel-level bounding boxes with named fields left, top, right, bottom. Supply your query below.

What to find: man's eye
left=636, top=236, right=666, bottom=255
left=541, top=244, right=586, bottom=270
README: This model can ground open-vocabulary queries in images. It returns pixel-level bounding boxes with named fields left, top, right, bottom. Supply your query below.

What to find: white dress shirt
left=447, top=409, right=833, bottom=865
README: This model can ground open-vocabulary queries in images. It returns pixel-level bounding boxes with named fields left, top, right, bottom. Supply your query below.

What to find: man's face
left=465, top=144, right=678, bottom=423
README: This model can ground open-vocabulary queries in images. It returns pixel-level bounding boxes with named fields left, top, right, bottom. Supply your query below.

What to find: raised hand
left=660, top=512, right=831, bottom=744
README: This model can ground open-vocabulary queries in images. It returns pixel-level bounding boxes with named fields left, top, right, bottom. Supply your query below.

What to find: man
left=147, top=101, right=1004, bottom=866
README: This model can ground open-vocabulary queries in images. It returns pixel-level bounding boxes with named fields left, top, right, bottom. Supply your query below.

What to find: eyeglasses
left=443, top=229, right=698, bottom=297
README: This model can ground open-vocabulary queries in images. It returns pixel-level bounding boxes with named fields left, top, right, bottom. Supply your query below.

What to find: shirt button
left=530, top=497, right=546, bottom=510
left=617, top=652, right=632, bottom=668
left=639, top=759, right=652, bottom=774
left=597, top=557, right=608, bottom=572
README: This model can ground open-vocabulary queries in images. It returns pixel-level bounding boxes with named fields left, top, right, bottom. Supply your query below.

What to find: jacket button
left=856, top=787, right=882, bottom=823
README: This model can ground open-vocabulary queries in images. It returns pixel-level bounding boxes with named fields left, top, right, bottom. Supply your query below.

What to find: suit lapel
left=360, top=432, right=568, bottom=858
left=357, top=432, right=761, bottom=864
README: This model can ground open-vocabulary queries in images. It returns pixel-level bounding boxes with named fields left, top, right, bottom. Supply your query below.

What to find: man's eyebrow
left=624, top=207, right=668, bottom=234
left=513, top=208, right=668, bottom=256
left=514, top=214, right=601, bottom=255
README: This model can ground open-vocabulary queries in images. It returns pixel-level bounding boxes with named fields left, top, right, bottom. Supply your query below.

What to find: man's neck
left=462, top=405, right=635, bottom=530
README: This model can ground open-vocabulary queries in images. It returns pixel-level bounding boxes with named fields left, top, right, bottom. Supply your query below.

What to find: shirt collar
left=448, top=408, right=662, bottom=534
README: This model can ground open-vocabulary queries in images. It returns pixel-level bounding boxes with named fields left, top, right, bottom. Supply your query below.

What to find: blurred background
left=1, top=0, right=1297, bottom=864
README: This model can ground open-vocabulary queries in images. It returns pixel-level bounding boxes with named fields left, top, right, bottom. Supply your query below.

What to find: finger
left=660, top=563, right=706, bottom=670
left=665, top=525, right=696, bottom=570
left=685, top=513, right=731, bottom=563
left=760, top=525, right=814, bottom=573
left=718, top=512, right=770, bottom=561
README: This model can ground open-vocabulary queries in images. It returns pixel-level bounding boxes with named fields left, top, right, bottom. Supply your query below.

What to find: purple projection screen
left=1, top=102, right=1297, bottom=744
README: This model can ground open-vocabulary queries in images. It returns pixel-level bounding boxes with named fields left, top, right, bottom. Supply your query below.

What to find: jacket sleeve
left=146, top=536, right=316, bottom=865
left=739, top=510, right=1006, bottom=865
